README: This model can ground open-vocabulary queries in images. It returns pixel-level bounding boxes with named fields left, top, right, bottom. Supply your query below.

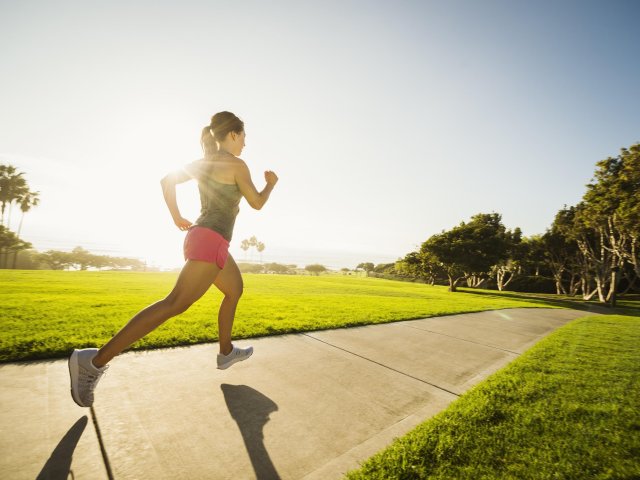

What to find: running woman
left=69, top=111, right=278, bottom=408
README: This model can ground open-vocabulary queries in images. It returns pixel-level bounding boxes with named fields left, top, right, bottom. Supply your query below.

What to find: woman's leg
left=93, top=260, right=220, bottom=367
left=212, top=255, right=243, bottom=355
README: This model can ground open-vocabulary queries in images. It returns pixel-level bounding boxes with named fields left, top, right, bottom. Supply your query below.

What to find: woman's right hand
left=265, top=170, right=279, bottom=187
left=174, top=217, right=193, bottom=231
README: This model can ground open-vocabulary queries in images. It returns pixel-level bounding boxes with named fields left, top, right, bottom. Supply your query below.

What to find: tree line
left=5, top=245, right=147, bottom=271
left=1, top=163, right=148, bottom=271
left=394, top=143, right=639, bottom=302
left=0, top=164, right=40, bottom=268
left=38, top=246, right=146, bottom=270
left=239, top=262, right=328, bottom=275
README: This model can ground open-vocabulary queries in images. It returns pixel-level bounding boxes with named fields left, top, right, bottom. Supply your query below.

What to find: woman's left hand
left=265, top=170, right=279, bottom=186
left=174, top=216, right=193, bottom=231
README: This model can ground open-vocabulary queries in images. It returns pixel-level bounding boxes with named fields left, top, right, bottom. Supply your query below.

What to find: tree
left=533, top=143, right=640, bottom=302
left=357, top=262, right=375, bottom=276
left=0, top=164, right=28, bottom=228
left=1, top=164, right=39, bottom=269
left=421, top=231, right=466, bottom=291
left=521, top=235, right=547, bottom=277
left=373, top=263, right=396, bottom=274
left=249, top=235, right=258, bottom=261
left=240, top=236, right=265, bottom=262
left=0, top=226, right=32, bottom=268
left=237, top=262, right=264, bottom=274
left=71, top=246, right=93, bottom=270
left=583, top=144, right=639, bottom=289
left=542, top=207, right=582, bottom=295
left=564, top=145, right=640, bottom=302
left=264, top=262, right=291, bottom=274
left=257, top=241, right=265, bottom=262
left=90, top=254, right=112, bottom=270
left=110, top=256, right=146, bottom=270
left=491, top=227, right=525, bottom=291
left=34, top=247, right=144, bottom=271
left=396, top=250, right=443, bottom=285
left=240, top=239, right=250, bottom=260
left=305, top=264, right=327, bottom=275
left=11, top=190, right=40, bottom=268
left=38, top=250, right=73, bottom=270
left=421, top=213, right=511, bottom=291
left=616, top=144, right=640, bottom=279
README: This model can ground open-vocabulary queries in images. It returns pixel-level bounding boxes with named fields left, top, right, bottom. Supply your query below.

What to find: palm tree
left=256, top=242, right=265, bottom=263
left=11, top=190, right=40, bottom=268
left=240, top=239, right=251, bottom=261
left=0, top=165, right=28, bottom=228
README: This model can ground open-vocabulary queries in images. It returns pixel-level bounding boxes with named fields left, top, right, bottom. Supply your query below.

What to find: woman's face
left=230, top=130, right=246, bottom=156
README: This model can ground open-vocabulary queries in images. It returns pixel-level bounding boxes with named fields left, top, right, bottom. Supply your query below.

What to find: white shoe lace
left=79, top=366, right=108, bottom=401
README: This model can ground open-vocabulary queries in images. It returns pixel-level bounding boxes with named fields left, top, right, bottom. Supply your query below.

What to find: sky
left=1, top=0, right=639, bottom=270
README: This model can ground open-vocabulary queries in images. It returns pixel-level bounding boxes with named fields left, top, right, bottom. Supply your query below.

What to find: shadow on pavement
left=36, top=416, right=87, bottom=480
left=221, top=384, right=280, bottom=480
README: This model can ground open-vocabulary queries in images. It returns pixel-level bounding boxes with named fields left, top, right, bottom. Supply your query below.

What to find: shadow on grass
left=458, top=289, right=640, bottom=317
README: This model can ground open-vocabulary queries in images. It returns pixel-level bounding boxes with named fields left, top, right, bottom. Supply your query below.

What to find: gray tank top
left=185, top=159, right=243, bottom=241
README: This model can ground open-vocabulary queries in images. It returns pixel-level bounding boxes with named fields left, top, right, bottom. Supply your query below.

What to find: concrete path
left=0, top=308, right=590, bottom=480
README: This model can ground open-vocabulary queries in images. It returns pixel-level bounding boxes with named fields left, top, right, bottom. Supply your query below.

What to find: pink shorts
left=183, top=226, right=230, bottom=269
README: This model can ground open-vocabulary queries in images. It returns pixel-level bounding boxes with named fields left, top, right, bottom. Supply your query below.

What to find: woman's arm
left=234, top=161, right=278, bottom=210
left=160, top=169, right=193, bottom=231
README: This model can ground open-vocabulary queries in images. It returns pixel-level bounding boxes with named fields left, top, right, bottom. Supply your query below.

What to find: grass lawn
left=345, top=312, right=640, bottom=479
left=3, top=270, right=639, bottom=476
left=0, top=270, right=551, bottom=362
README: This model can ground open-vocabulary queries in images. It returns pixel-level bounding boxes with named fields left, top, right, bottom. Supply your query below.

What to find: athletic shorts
left=183, top=226, right=230, bottom=269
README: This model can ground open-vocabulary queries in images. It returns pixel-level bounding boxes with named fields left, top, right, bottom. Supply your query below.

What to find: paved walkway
left=0, top=308, right=591, bottom=480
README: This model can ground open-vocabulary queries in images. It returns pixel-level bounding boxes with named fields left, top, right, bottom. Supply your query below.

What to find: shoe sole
left=217, top=348, right=253, bottom=370
left=68, top=350, right=87, bottom=407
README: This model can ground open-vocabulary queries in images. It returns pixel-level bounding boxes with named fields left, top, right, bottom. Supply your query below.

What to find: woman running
left=69, top=111, right=278, bottom=408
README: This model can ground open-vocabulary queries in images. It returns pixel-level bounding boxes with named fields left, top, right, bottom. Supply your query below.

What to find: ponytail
left=200, top=126, right=218, bottom=155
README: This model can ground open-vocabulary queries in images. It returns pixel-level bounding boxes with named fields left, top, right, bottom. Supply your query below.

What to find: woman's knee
left=226, top=283, right=243, bottom=301
left=162, top=294, right=192, bottom=315
left=223, top=279, right=243, bottom=301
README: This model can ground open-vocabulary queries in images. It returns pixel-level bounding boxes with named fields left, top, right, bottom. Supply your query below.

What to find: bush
left=263, top=263, right=294, bottom=274
left=305, top=264, right=327, bottom=275
left=237, top=263, right=264, bottom=274
left=373, top=263, right=396, bottom=274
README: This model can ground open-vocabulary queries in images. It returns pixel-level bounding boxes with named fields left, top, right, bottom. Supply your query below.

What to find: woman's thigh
left=167, top=259, right=221, bottom=306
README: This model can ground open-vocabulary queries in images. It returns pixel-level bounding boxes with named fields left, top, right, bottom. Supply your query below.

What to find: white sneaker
left=217, top=345, right=253, bottom=370
left=68, top=348, right=109, bottom=407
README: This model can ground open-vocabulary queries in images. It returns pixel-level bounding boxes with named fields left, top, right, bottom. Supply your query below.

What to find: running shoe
left=217, top=345, right=253, bottom=370
left=68, top=348, right=108, bottom=407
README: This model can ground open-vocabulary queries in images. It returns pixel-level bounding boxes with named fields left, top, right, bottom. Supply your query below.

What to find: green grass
left=345, top=313, right=640, bottom=479
left=0, top=270, right=553, bottom=362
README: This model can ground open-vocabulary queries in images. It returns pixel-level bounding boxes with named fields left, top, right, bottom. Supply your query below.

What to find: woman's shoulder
left=201, top=153, right=243, bottom=184
left=214, top=153, right=248, bottom=171
left=205, top=151, right=243, bottom=162
left=183, top=157, right=207, bottom=177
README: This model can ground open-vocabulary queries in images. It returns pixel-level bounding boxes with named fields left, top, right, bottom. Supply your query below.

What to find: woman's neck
left=216, top=148, right=235, bottom=158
